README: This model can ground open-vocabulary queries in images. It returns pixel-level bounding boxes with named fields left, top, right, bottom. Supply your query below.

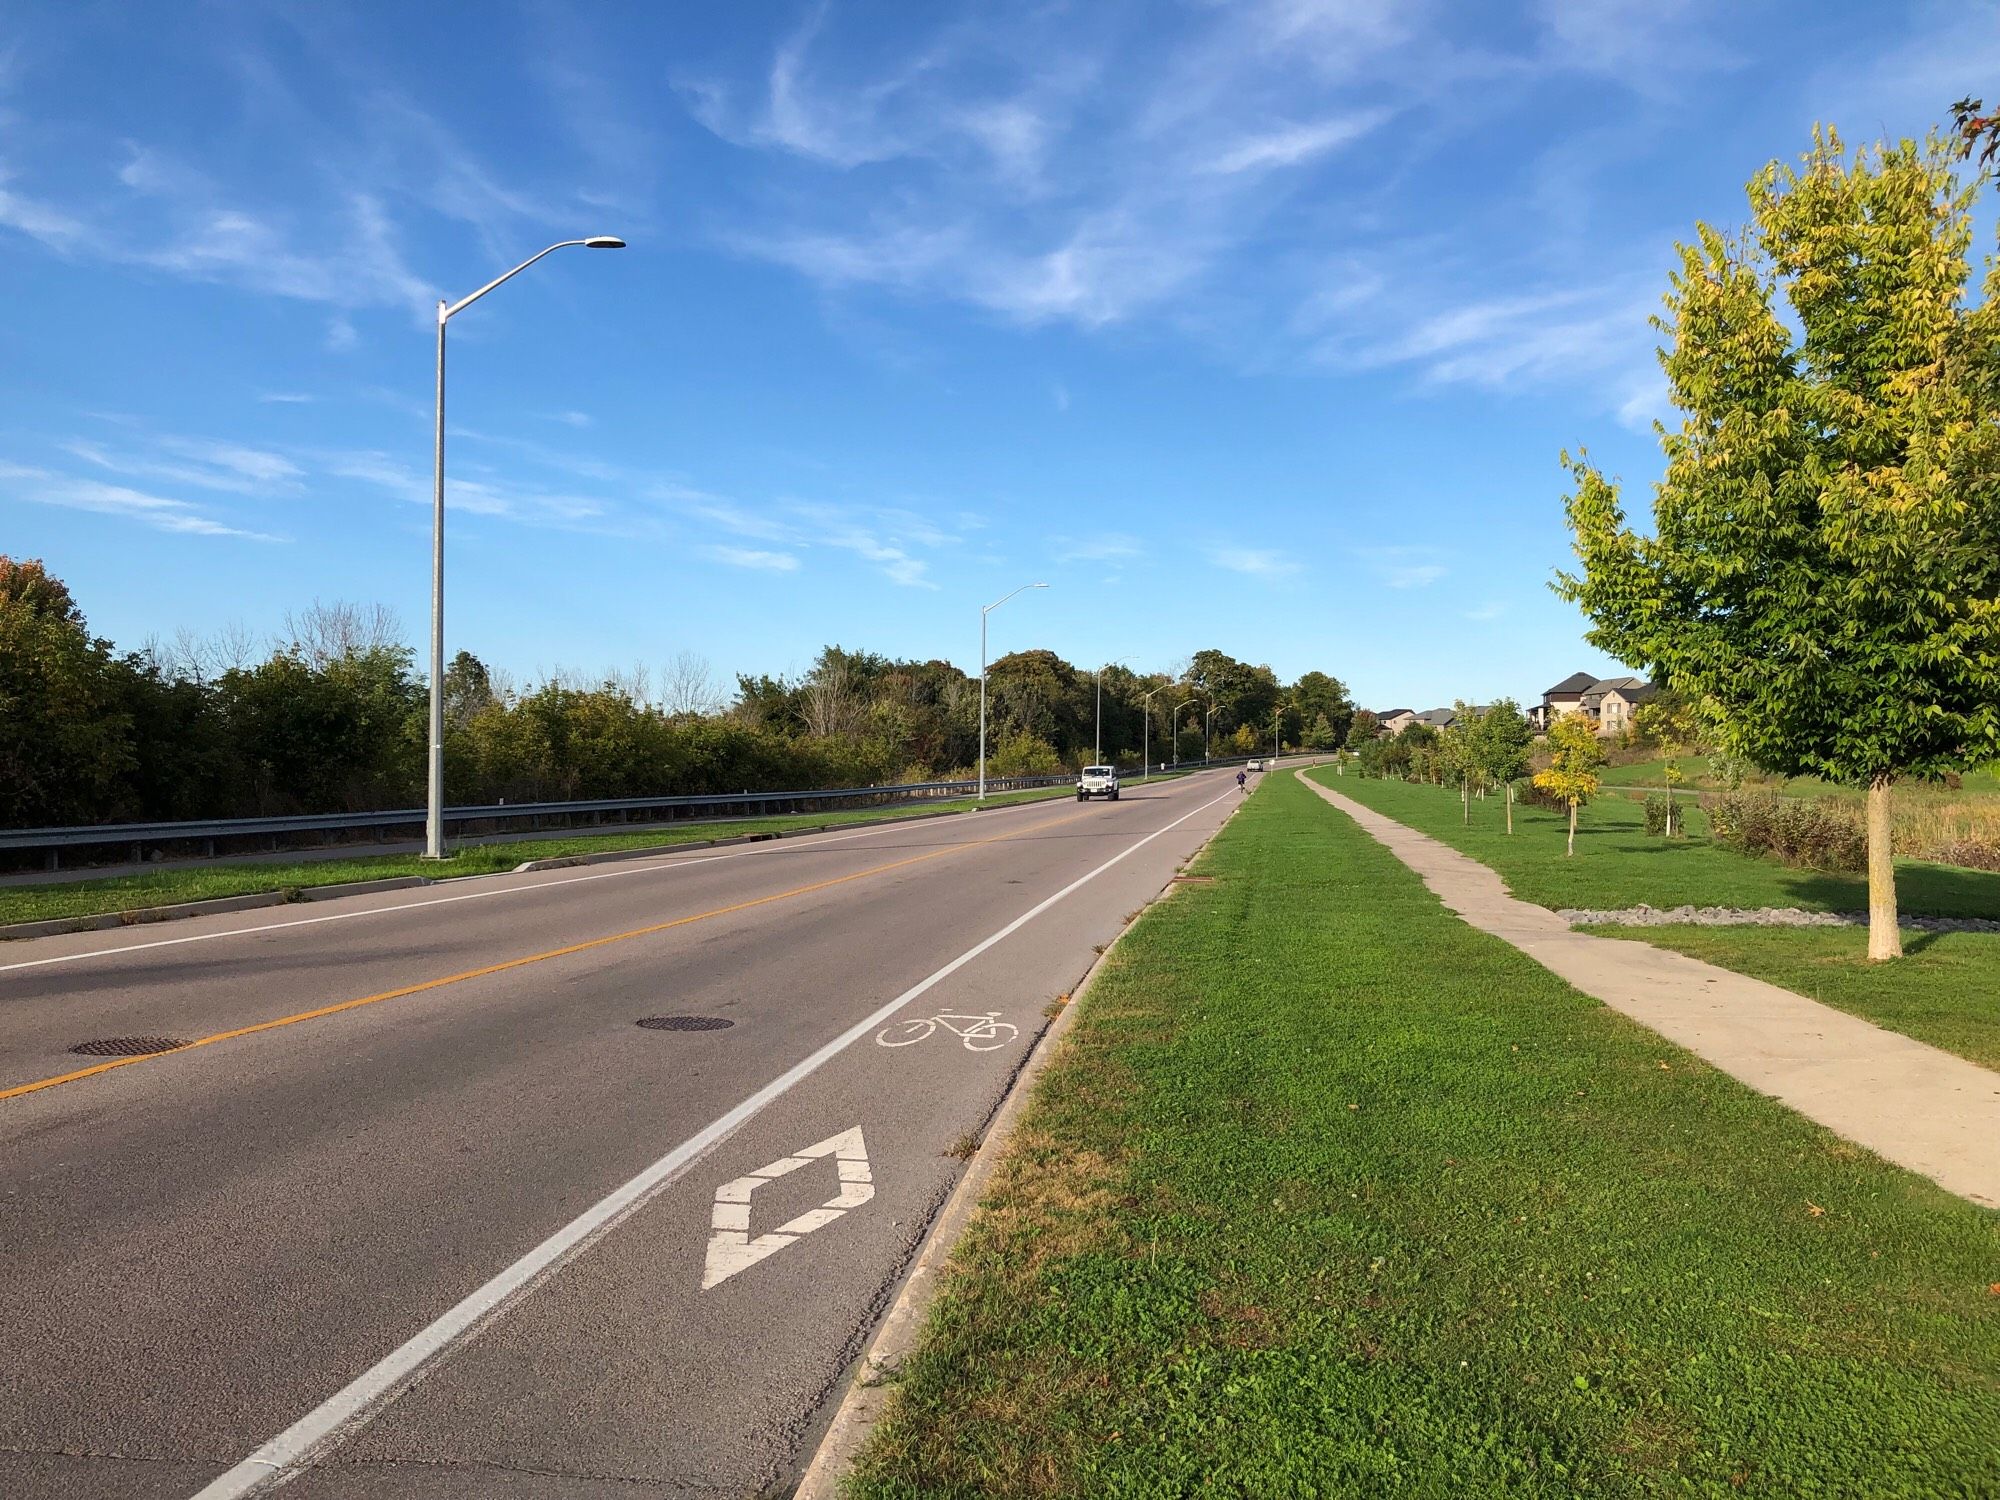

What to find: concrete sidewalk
left=1299, top=772, right=2000, bottom=1209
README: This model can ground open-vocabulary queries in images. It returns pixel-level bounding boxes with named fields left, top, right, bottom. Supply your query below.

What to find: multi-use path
left=0, top=771, right=1242, bottom=1499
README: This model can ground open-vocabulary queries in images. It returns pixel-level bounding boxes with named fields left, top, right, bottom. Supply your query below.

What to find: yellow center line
left=0, top=799, right=1108, bottom=1105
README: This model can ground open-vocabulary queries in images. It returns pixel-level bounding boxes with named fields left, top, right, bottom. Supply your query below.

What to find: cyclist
left=1236, top=769, right=1248, bottom=791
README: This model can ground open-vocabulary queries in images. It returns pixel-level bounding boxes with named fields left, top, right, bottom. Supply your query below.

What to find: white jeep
left=1076, top=765, right=1120, bottom=801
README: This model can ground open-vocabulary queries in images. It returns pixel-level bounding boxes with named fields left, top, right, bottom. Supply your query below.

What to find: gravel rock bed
left=1558, top=904, right=2000, bottom=934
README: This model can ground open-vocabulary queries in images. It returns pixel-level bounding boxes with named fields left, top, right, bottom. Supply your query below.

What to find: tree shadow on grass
left=1779, top=862, right=2000, bottom=920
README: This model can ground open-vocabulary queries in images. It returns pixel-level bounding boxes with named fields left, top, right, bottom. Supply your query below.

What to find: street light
left=1204, top=700, right=1220, bottom=762
left=425, top=235, right=625, bottom=860
left=978, top=582, right=1048, bottom=799
left=1095, top=656, right=1135, bottom=765
left=1172, top=698, right=1198, bottom=769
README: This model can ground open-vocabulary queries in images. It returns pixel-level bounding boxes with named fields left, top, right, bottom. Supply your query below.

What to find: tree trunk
left=1867, top=774, right=1902, bottom=961
left=1462, top=780, right=1470, bottom=824
left=1567, top=801, right=1576, bottom=857
left=1505, top=781, right=1513, bottom=835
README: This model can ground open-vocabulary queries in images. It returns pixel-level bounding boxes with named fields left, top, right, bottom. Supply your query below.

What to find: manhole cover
left=70, top=1037, right=189, bottom=1057
left=636, top=1016, right=734, bottom=1032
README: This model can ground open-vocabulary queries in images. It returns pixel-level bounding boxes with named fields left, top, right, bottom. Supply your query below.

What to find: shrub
left=1705, top=790, right=1866, bottom=872
left=1933, top=838, right=2000, bottom=872
left=1643, top=793, right=1670, bottom=835
left=1516, top=779, right=1568, bottom=812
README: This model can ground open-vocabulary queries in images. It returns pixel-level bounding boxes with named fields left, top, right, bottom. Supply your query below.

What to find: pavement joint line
left=0, top=790, right=1090, bottom=977
left=0, top=792, right=1154, bottom=1105
left=180, top=780, right=1240, bottom=1500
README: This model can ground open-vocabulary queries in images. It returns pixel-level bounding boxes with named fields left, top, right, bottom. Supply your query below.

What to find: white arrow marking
left=702, top=1126, right=873, bottom=1290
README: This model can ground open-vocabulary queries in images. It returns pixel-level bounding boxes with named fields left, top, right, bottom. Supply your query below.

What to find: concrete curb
left=0, top=799, right=1066, bottom=943
left=792, top=787, right=1248, bottom=1499
left=0, top=875, right=435, bottom=942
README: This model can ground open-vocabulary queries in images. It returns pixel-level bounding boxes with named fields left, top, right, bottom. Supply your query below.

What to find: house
left=1375, top=708, right=1416, bottom=735
left=1585, top=676, right=1654, bottom=736
left=1411, top=707, right=1459, bottom=732
left=1538, top=672, right=1599, bottom=727
left=1534, top=673, right=1654, bottom=736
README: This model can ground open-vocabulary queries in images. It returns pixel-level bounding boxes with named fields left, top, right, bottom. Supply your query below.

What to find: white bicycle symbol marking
left=875, top=1011, right=1019, bottom=1052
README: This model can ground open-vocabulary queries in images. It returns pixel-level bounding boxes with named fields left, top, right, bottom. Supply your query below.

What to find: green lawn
left=1578, top=924, right=2000, bottom=1074
left=848, top=769, right=1998, bottom=1498
left=0, top=783, right=1082, bottom=926
left=1314, top=771, right=2000, bottom=920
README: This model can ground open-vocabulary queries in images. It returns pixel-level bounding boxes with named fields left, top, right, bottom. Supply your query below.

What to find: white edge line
left=0, top=795, right=1082, bottom=976
left=186, top=782, right=1237, bottom=1499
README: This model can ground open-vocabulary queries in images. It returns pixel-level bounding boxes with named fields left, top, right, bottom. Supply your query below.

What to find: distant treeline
left=0, top=557, right=1355, bottom=828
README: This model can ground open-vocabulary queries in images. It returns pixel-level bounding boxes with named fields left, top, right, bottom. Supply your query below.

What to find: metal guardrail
left=1, top=775, right=1082, bottom=870
left=2, top=755, right=1293, bottom=871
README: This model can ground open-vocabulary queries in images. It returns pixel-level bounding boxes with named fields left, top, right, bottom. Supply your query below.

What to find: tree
left=1951, top=96, right=1999, bottom=168
left=1559, top=129, right=2000, bottom=958
left=0, top=557, right=133, bottom=824
left=1344, top=710, right=1380, bottom=751
left=1632, top=691, right=1708, bottom=837
left=1290, top=671, right=1353, bottom=745
left=442, top=650, right=496, bottom=732
left=1187, top=648, right=1280, bottom=737
left=1468, top=700, right=1533, bottom=833
left=1533, top=714, right=1605, bottom=856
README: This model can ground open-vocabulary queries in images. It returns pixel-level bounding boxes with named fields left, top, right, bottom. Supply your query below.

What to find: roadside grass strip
left=1575, top=924, right=2000, bottom=1075
left=846, top=771, right=1999, bottom=1498
left=1317, top=771, right=2000, bottom=919
left=0, top=784, right=1086, bottom=926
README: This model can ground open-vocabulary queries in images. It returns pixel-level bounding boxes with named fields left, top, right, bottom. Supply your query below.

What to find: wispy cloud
left=685, top=5, right=1397, bottom=331
left=705, top=545, right=800, bottom=572
left=1212, top=546, right=1302, bottom=577
left=61, top=434, right=301, bottom=496
left=258, top=392, right=315, bottom=404
left=1356, top=545, right=1447, bottom=589
left=1204, top=112, right=1391, bottom=175
left=0, top=462, right=278, bottom=540
left=1055, top=533, right=1141, bottom=563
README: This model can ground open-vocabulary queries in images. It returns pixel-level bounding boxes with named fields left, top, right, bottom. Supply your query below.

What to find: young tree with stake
left=1559, top=129, right=2000, bottom=959
left=1533, top=714, right=1604, bottom=857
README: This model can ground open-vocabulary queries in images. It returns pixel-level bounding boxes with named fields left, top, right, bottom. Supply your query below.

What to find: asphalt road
left=0, top=769, right=1243, bottom=1499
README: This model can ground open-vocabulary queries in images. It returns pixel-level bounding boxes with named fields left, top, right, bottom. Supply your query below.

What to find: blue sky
left=2, top=1, right=1993, bottom=712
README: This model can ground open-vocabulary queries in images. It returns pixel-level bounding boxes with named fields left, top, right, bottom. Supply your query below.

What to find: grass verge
left=1578, top=924, right=2000, bottom=1073
left=0, top=783, right=1082, bottom=926
left=846, top=770, right=1999, bottom=1498
left=1313, top=770, right=1999, bottom=919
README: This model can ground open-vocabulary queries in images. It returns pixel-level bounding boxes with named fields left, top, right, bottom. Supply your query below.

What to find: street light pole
left=1172, top=699, right=1197, bottom=769
left=1205, top=701, right=1219, bottom=762
left=425, top=235, right=624, bottom=860
left=978, top=582, right=1048, bottom=799
left=1139, top=682, right=1174, bottom=782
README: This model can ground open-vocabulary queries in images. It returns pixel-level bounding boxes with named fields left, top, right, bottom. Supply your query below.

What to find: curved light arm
left=1173, top=698, right=1198, bottom=718
left=984, top=581, right=1048, bottom=616
left=442, top=238, right=620, bottom=322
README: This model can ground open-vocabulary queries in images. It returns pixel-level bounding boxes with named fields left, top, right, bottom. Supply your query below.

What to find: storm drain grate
left=70, top=1036, right=190, bottom=1057
left=636, top=1016, right=734, bottom=1032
